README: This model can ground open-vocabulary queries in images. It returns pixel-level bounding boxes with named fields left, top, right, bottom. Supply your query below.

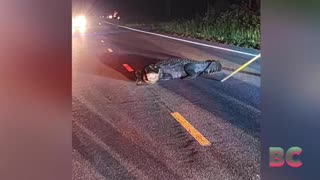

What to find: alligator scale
left=135, top=58, right=222, bottom=85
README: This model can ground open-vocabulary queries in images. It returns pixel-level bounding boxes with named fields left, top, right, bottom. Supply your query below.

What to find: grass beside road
left=126, top=4, right=260, bottom=50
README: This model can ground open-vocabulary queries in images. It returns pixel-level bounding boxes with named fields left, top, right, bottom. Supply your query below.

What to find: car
left=106, top=11, right=121, bottom=25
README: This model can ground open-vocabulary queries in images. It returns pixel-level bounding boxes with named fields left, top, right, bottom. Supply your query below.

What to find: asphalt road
left=72, top=19, right=261, bottom=180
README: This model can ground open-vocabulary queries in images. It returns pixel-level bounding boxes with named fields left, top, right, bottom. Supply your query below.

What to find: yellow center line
left=171, top=112, right=211, bottom=146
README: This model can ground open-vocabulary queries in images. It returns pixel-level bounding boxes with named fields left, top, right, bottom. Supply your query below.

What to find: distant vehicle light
left=109, top=15, right=113, bottom=19
left=117, top=16, right=120, bottom=20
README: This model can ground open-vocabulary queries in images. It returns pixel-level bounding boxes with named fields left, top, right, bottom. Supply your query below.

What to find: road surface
left=72, top=19, right=261, bottom=180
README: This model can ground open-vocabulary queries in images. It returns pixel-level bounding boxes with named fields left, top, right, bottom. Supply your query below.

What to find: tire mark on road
left=73, top=96, right=183, bottom=180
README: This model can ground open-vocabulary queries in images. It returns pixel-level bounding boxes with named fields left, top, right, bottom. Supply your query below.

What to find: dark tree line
left=164, top=0, right=260, bottom=19
left=72, top=0, right=260, bottom=21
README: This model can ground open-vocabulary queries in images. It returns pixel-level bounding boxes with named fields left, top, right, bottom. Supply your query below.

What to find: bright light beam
left=220, top=54, right=261, bottom=82
left=72, top=15, right=87, bottom=33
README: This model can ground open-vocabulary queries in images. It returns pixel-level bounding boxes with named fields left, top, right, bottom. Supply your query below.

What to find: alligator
left=135, top=58, right=222, bottom=85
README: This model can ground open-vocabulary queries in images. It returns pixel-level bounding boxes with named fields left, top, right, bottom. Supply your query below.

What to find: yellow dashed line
left=171, top=112, right=211, bottom=146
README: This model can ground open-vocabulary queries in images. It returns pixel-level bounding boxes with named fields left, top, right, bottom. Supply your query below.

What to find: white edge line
left=104, top=21, right=259, bottom=57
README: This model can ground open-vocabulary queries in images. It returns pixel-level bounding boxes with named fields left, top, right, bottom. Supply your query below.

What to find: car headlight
left=72, top=15, right=87, bottom=33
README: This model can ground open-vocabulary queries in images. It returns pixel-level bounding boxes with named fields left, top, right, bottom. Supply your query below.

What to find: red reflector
left=122, top=64, right=134, bottom=72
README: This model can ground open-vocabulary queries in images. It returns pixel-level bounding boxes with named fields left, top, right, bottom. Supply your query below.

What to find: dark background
left=73, top=0, right=260, bottom=21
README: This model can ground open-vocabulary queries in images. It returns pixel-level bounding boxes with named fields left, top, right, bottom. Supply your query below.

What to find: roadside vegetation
left=127, top=2, right=260, bottom=49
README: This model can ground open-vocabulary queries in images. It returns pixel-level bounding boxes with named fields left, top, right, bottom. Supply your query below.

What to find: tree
left=248, top=0, right=260, bottom=11
left=206, top=0, right=231, bottom=18
left=206, top=0, right=260, bottom=17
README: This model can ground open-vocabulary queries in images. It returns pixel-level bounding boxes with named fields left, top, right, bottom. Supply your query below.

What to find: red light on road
left=122, top=64, right=134, bottom=72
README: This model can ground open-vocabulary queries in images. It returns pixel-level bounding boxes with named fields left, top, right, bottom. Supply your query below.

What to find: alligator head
left=143, top=64, right=161, bottom=83
left=135, top=64, right=161, bottom=85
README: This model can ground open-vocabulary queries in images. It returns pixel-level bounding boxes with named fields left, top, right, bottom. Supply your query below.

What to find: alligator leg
left=183, top=63, right=205, bottom=80
left=135, top=71, right=146, bottom=85
left=135, top=71, right=141, bottom=80
left=160, top=73, right=173, bottom=81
